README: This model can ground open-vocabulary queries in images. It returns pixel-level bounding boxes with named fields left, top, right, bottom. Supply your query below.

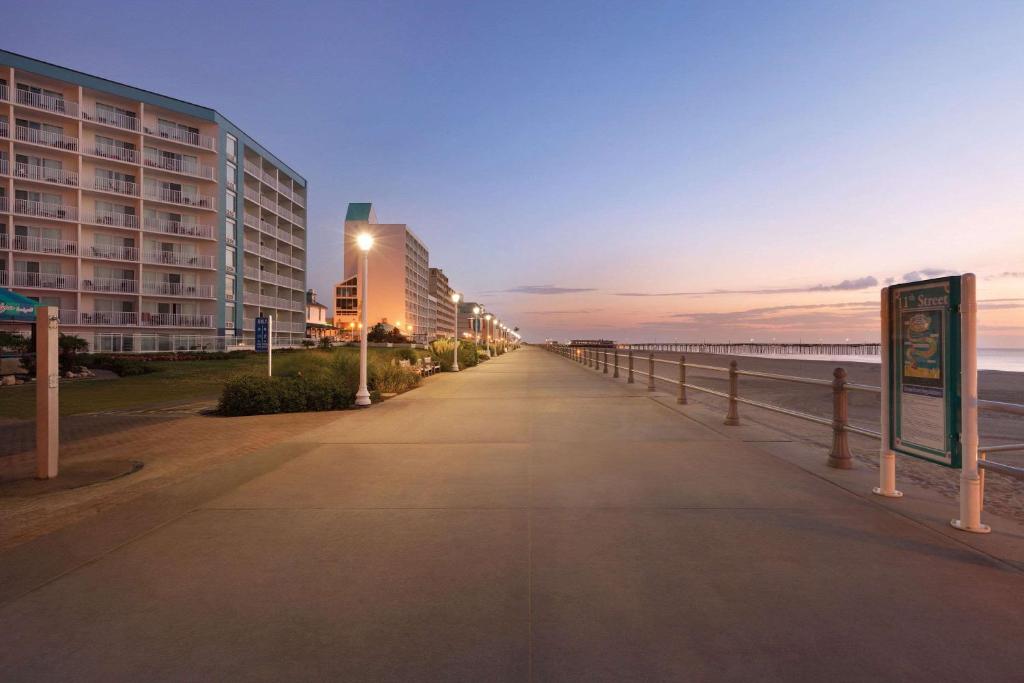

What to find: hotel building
left=341, top=203, right=430, bottom=341
left=428, top=267, right=456, bottom=337
left=0, top=51, right=307, bottom=351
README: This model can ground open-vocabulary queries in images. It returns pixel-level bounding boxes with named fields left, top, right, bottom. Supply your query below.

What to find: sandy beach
left=638, top=350, right=1024, bottom=522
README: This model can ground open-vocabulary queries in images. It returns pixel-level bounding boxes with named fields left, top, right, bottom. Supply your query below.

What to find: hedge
left=218, top=375, right=356, bottom=416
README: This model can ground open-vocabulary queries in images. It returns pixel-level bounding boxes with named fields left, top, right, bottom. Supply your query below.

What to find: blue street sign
left=255, top=317, right=269, bottom=352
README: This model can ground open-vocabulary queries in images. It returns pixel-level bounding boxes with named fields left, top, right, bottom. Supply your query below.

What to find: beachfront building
left=342, top=203, right=429, bottom=342
left=429, top=267, right=456, bottom=337
left=304, top=289, right=334, bottom=340
left=0, top=50, right=308, bottom=352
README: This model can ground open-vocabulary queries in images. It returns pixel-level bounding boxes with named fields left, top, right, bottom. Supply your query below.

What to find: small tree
left=318, top=336, right=333, bottom=350
left=58, top=333, right=89, bottom=374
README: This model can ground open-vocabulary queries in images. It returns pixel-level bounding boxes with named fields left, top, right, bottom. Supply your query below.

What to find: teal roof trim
left=346, top=203, right=373, bottom=222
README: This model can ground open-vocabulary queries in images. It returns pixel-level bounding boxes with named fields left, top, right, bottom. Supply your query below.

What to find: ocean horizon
left=721, top=347, right=1024, bottom=373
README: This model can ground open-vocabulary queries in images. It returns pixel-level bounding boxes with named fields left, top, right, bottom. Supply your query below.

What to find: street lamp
left=451, top=292, right=461, bottom=372
left=355, top=232, right=373, bottom=407
left=472, top=306, right=481, bottom=349
left=484, top=313, right=493, bottom=357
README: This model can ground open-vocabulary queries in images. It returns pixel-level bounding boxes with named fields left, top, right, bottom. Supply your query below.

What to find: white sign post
left=952, top=274, right=989, bottom=533
left=268, top=315, right=273, bottom=377
left=36, top=306, right=59, bottom=479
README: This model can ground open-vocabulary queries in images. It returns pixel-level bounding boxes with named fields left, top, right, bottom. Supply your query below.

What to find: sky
left=6, top=0, right=1023, bottom=344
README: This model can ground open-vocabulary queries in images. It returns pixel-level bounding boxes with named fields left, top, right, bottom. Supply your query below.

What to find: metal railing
left=81, top=276, right=139, bottom=293
left=141, top=281, right=215, bottom=298
left=142, top=217, right=215, bottom=240
left=139, top=312, right=215, bottom=328
left=89, top=142, right=139, bottom=164
left=13, top=161, right=79, bottom=186
left=87, top=210, right=139, bottom=229
left=93, top=176, right=139, bottom=196
left=143, top=148, right=216, bottom=179
left=548, top=345, right=1024, bottom=485
left=85, top=244, right=139, bottom=262
left=142, top=251, right=216, bottom=269
left=12, top=271, right=77, bottom=290
left=145, top=125, right=216, bottom=151
left=14, top=199, right=78, bottom=221
left=143, top=185, right=216, bottom=210
left=12, top=234, right=79, bottom=255
left=82, top=108, right=140, bottom=132
left=15, top=89, right=79, bottom=117
left=15, top=124, right=78, bottom=151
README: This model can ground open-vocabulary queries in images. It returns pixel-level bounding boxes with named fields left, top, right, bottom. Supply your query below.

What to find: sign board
left=255, top=316, right=269, bottom=352
left=887, top=276, right=962, bottom=467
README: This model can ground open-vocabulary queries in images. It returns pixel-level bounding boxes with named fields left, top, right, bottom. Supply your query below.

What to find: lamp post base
left=354, top=390, right=371, bottom=407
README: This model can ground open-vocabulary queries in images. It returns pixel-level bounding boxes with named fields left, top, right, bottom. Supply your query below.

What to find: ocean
left=728, top=348, right=1024, bottom=373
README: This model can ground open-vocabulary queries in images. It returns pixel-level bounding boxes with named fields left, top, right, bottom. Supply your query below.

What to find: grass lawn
left=0, top=347, right=431, bottom=420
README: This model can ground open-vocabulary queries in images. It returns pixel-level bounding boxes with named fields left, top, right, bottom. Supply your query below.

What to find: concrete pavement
left=2, top=346, right=1023, bottom=681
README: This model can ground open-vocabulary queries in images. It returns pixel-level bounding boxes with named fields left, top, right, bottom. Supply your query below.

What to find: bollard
left=677, top=355, right=687, bottom=404
left=613, top=349, right=619, bottom=378
left=603, top=350, right=609, bottom=374
left=724, top=360, right=740, bottom=425
left=827, top=367, right=853, bottom=469
left=628, top=350, right=634, bottom=383
left=648, top=353, right=655, bottom=391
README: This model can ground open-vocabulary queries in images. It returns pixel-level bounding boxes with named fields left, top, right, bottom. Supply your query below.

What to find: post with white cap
left=952, top=273, right=989, bottom=532
left=874, top=286, right=902, bottom=497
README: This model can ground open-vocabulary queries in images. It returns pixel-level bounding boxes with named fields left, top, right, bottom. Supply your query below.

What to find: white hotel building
left=0, top=51, right=308, bottom=351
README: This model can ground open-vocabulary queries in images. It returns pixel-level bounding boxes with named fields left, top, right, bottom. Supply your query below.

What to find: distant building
left=305, top=289, right=333, bottom=339
left=342, top=203, right=429, bottom=342
left=428, top=267, right=456, bottom=337
left=333, top=274, right=358, bottom=340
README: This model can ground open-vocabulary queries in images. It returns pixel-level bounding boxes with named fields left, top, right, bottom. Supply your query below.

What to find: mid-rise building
left=0, top=50, right=308, bottom=351
left=428, top=267, right=456, bottom=337
left=342, top=203, right=429, bottom=342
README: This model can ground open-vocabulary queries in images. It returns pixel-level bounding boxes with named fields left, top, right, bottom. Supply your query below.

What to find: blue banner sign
left=255, top=317, right=269, bottom=352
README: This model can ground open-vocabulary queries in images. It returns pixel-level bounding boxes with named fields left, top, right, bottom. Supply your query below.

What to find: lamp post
left=354, top=232, right=373, bottom=407
left=472, top=306, right=481, bottom=350
left=451, top=292, right=461, bottom=372
left=484, top=313, right=493, bottom=357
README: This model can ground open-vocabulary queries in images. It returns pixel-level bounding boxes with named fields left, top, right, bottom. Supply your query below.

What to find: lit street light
left=451, top=292, right=461, bottom=372
left=484, top=313, right=493, bottom=357
left=355, top=232, right=373, bottom=407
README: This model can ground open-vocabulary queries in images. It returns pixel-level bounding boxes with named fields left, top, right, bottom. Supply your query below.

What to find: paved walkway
left=2, top=347, right=1023, bottom=681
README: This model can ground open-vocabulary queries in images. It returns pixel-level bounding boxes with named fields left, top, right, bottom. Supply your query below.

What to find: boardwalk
left=2, top=346, right=1023, bottom=681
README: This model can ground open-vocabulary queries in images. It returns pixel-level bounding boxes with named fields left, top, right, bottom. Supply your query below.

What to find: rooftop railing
left=15, top=89, right=79, bottom=117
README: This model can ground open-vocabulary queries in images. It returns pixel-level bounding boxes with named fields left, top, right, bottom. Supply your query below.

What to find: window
left=225, top=302, right=236, bottom=329
left=224, top=218, right=236, bottom=245
left=225, top=162, right=237, bottom=190
left=225, top=246, right=236, bottom=273
left=225, top=134, right=237, bottom=162
left=225, top=190, right=236, bottom=218
left=225, top=274, right=236, bottom=301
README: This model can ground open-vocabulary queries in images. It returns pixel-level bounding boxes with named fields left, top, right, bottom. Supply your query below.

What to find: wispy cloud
left=986, top=271, right=1024, bottom=280
left=505, top=285, right=597, bottom=295
left=522, top=308, right=604, bottom=315
left=898, top=268, right=957, bottom=282
left=614, top=276, right=878, bottom=298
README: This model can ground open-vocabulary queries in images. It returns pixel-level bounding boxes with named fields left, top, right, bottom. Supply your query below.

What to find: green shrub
left=301, top=339, right=315, bottom=348
left=218, top=375, right=355, bottom=416
left=372, top=362, right=420, bottom=394
left=318, top=337, right=333, bottom=350
left=219, top=376, right=283, bottom=416
left=457, top=341, right=478, bottom=368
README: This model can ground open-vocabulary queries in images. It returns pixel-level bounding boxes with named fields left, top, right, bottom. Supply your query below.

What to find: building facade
left=428, top=267, right=456, bottom=337
left=305, top=289, right=334, bottom=339
left=0, top=51, right=307, bottom=351
left=342, top=203, right=429, bottom=342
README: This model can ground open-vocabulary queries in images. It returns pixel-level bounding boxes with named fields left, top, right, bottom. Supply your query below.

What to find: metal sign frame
left=255, top=316, right=269, bottom=353
left=886, top=275, right=962, bottom=468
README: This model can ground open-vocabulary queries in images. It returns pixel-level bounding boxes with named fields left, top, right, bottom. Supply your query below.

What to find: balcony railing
left=12, top=234, right=78, bottom=255
left=13, top=161, right=79, bottom=186
left=145, top=125, right=216, bottom=151
left=14, top=199, right=78, bottom=221
left=81, top=277, right=138, bottom=294
left=140, top=312, right=214, bottom=328
left=15, top=125, right=78, bottom=151
left=142, top=281, right=214, bottom=298
left=93, top=176, right=139, bottom=196
left=76, top=311, right=140, bottom=326
left=90, top=142, right=139, bottom=164
left=0, top=119, right=7, bottom=138
left=12, top=271, right=77, bottom=290
left=244, top=159, right=260, bottom=177
left=82, top=109, right=139, bottom=132
left=0, top=197, right=8, bottom=212
left=85, top=244, right=139, bottom=262
left=244, top=213, right=259, bottom=230
left=87, top=210, right=139, bottom=229
left=0, top=83, right=6, bottom=101
left=142, top=217, right=214, bottom=240
left=243, top=185, right=261, bottom=204
left=144, top=185, right=215, bottom=210
left=58, top=309, right=78, bottom=325
left=0, top=155, right=8, bottom=176
left=142, top=251, right=215, bottom=269
left=15, top=89, right=79, bottom=117
left=243, top=240, right=260, bottom=254
left=261, top=170, right=276, bottom=186
left=143, top=148, right=216, bottom=180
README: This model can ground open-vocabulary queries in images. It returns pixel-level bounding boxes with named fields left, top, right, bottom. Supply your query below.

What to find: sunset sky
left=9, top=0, right=1023, bottom=344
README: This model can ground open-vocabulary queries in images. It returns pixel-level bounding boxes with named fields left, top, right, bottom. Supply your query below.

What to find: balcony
left=0, top=197, right=7, bottom=212
left=76, top=311, right=140, bottom=326
left=0, top=119, right=7, bottom=138
left=140, top=312, right=214, bottom=328
left=13, top=162, right=79, bottom=187
left=142, top=217, right=214, bottom=240
left=93, top=176, right=139, bottom=197
left=14, top=199, right=78, bottom=222
left=0, top=155, right=7, bottom=176
left=89, top=142, right=139, bottom=165
left=142, top=251, right=215, bottom=269
left=81, top=277, right=138, bottom=294
left=244, top=159, right=260, bottom=177
left=12, top=271, right=77, bottom=290
left=12, top=234, right=78, bottom=256
left=144, top=125, right=216, bottom=152
left=0, top=83, right=6, bottom=101
left=243, top=185, right=261, bottom=204
left=144, top=186, right=215, bottom=211
left=15, top=125, right=79, bottom=151
left=87, top=210, right=139, bottom=230
left=142, top=281, right=215, bottom=298
left=244, top=239, right=260, bottom=254
left=85, top=244, right=139, bottom=262
left=143, top=148, right=216, bottom=180
left=58, top=309, right=78, bottom=325
left=15, top=89, right=79, bottom=118
left=261, top=169, right=276, bottom=186
left=244, top=213, right=259, bottom=230
left=82, top=109, right=140, bottom=132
